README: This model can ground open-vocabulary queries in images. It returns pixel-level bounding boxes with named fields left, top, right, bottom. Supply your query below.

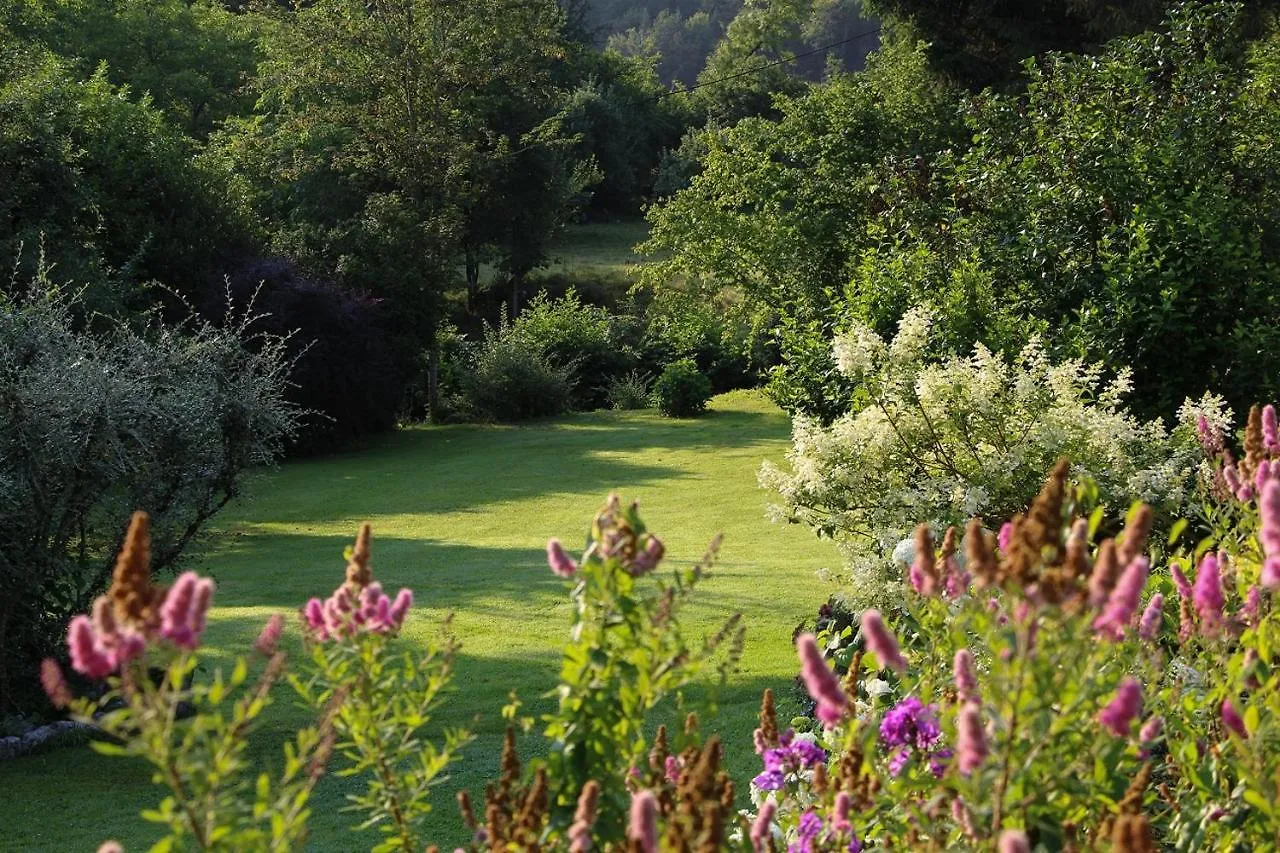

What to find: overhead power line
left=658, top=24, right=882, bottom=98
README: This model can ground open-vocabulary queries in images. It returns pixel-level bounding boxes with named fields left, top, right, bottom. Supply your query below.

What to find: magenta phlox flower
left=753, top=737, right=826, bottom=791
left=788, top=811, right=824, bottom=853
left=880, top=696, right=945, bottom=777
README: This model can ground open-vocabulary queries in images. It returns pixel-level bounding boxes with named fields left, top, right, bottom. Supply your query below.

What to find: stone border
left=0, top=720, right=95, bottom=761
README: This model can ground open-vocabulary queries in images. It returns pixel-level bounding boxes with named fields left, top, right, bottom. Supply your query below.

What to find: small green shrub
left=457, top=323, right=574, bottom=422
left=604, top=370, right=652, bottom=410
left=507, top=289, right=634, bottom=410
left=652, top=358, right=713, bottom=418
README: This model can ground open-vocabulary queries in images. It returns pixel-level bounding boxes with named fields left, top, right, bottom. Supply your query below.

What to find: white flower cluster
left=762, top=309, right=1200, bottom=603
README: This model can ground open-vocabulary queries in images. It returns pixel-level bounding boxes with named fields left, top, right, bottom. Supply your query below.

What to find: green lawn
left=0, top=391, right=839, bottom=851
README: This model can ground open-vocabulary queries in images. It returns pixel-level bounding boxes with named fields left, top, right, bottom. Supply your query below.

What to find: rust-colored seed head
left=964, top=518, right=998, bottom=587
left=1117, top=505, right=1153, bottom=567
left=1120, top=762, right=1153, bottom=815
left=913, top=524, right=939, bottom=589
left=110, top=511, right=165, bottom=633
left=758, top=689, right=779, bottom=748
left=1245, top=404, right=1265, bottom=475
left=684, top=712, right=699, bottom=737
left=1111, top=813, right=1155, bottom=853
left=458, top=790, right=478, bottom=830
left=940, top=526, right=958, bottom=559
left=811, top=762, right=828, bottom=794
left=500, top=727, right=521, bottom=791
left=650, top=725, right=670, bottom=772
left=344, top=523, right=374, bottom=591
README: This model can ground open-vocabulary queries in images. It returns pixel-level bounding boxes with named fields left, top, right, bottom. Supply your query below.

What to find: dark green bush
left=652, top=358, right=713, bottom=418
left=507, top=290, right=635, bottom=410
left=638, top=287, right=769, bottom=394
left=456, top=323, right=575, bottom=422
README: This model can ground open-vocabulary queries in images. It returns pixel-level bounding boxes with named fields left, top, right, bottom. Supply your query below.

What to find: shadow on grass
left=0, top=637, right=800, bottom=852
left=232, top=406, right=790, bottom=527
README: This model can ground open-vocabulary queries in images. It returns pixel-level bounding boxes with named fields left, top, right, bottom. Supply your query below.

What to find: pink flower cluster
left=1260, top=479, right=1280, bottom=588
left=67, top=571, right=216, bottom=678
left=158, top=572, right=215, bottom=650
left=302, top=582, right=412, bottom=641
left=1091, top=556, right=1149, bottom=640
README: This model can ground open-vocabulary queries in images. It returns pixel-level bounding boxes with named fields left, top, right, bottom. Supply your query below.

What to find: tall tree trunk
left=427, top=344, right=440, bottom=422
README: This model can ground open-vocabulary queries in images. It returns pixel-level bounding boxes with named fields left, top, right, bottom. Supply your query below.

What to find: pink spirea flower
left=254, top=613, right=285, bottom=656
left=998, top=830, right=1030, bottom=853
left=953, top=649, right=979, bottom=704
left=159, top=572, right=215, bottom=650
left=1139, top=715, right=1163, bottom=744
left=628, top=791, right=658, bottom=853
left=1221, top=698, right=1248, bottom=739
left=1171, top=564, right=1193, bottom=599
left=546, top=539, right=577, bottom=577
left=955, top=703, right=987, bottom=775
left=908, top=561, right=933, bottom=597
left=66, top=611, right=145, bottom=679
left=1192, top=553, right=1225, bottom=636
left=302, top=582, right=413, bottom=642
left=1092, top=557, right=1149, bottom=640
left=797, top=633, right=848, bottom=726
left=1258, top=460, right=1274, bottom=492
left=1197, top=415, right=1223, bottom=454
left=1265, top=404, right=1279, bottom=452
left=1098, top=677, right=1142, bottom=736
left=942, top=558, right=970, bottom=599
left=1239, top=585, right=1262, bottom=628
left=750, top=799, right=776, bottom=853
left=1262, top=480, right=1280, bottom=589
left=629, top=536, right=666, bottom=576
left=1138, top=594, right=1164, bottom=640
left=830, top=791, right=853, bottom=833
left=40, top=658, right=71, bottom=708
left=997, top=522, right=1013, bottom=551
left=1224, top=463, right=1244, bottom=498
left=860, top=609, right=908, bottom=673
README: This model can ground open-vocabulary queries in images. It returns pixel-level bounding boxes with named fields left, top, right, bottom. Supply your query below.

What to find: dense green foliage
left=647, top=3, right=1280, bottom=421
left=652, top=358, right=714, bottom=417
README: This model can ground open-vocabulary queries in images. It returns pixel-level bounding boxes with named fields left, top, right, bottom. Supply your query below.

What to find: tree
left=221, top=0, right=583, bottom=413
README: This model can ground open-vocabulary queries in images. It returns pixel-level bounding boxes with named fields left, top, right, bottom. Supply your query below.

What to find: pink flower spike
left=160, top=572, right=198, bottom=648
left=998, top=830, right=1030, bottom=853
left=997, top=522, right=1013, bottom=551
left=1138, top=594, right=1164, bottom=640
left=1098, top=677, right=1142, bottom=737
left=68, top=615, right=114, bottom=679
left=254, top=614, right=285, bottom=656
left=1264, top=557, right=1280, bottom=589
left=797, top=634, right=848, bottom=726
left=1222, top=698, right=1248, bottom=739
left=302, top=598, right=325, bottom=633
left=1139, top=715, right=1163, bottom=744
left=546, top=539, right=577, bottom=578
left=190, top=578, right=214, bottom=637
left=953, top=648, right=979, bottom=704
left=956, top=703, right=988, bottom=774
left=40, top=658, right=72, bottom=708
left=628, top=791, right=658, bottom=853
left=1261, top=481, right=1280, bottom=558
left=389, top=588, right=413, bottom=627
left=751, top=799, right=777, bottom=853
left=1264, top=404, right=1279, bottom=451
left=1239, top=585, right=1262, bottom=628
left=1171, top=564, right=1193, bottom=599
left=1258, top=460, right=1274, bottom=492
left=1192, top=554, right=1224, bottom=636
left=831, top=791, right=853, bottom=832
left=1092, top=557, right=1149, bottom=640
left=860, top=609, right=908, bottom=674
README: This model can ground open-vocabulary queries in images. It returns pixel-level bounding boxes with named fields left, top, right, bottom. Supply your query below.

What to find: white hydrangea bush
left=762, top=307, right=1200, bottom=603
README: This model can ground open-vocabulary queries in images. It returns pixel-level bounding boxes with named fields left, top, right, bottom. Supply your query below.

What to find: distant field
left=0, top=391, right=838, bottom=851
